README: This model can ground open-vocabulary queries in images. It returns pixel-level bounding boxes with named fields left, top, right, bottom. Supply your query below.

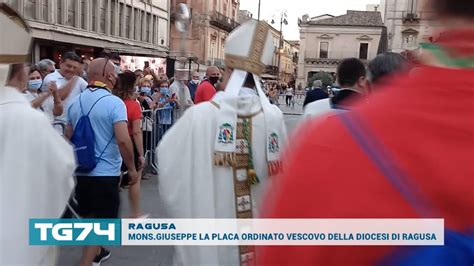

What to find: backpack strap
left=87, top=94, right=111, bottom=116
left=336, top=112, right=437, bottom=218
left=79, top=94, right=85, bottom=116
left=96, top=135, right=113, bottom=162
left=83, top=92, right=114, bottom=162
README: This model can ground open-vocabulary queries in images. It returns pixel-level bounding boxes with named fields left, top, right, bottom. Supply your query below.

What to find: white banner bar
left=121, top=219, right=444, bottom=246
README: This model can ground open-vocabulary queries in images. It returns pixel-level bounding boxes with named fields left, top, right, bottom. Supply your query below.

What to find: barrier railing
left=142, top=106, right=175, bottom=174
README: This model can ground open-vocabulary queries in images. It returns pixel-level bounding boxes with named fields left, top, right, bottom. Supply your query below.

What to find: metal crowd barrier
left=142, top=106, right=175, bottom=174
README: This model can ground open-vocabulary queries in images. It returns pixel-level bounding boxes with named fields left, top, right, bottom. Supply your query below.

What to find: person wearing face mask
left=156, top=80, right=177, bottom=135
left=188, top=72, right=200, bottom=102
left=139, top=78, right=153, bottom=96
left=194, top=66, right=220, bottom=104
left=65, top=58, right=139, bottom=266
left=24, top=66, right=63, bottom=120
left=138, top=78, right=156, bottom=110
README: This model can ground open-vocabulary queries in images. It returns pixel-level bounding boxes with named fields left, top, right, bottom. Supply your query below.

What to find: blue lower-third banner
left=29, top=218, right=444, bottom=246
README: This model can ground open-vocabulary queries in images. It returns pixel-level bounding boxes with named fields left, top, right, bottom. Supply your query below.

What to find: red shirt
left=194, top=80, right=216, bottom=104
left=124, top=99, right=142, bottom=136
left=258, top=66, right=474, bottom=265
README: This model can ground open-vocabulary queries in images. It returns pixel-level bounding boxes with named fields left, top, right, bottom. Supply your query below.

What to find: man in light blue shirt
left=68, top=88, right=126, bottom=176
left=66, top=58, right=139, bottom=266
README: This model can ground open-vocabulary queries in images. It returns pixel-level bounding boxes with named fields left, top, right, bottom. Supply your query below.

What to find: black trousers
left=75, top=176, right=120, bottom=218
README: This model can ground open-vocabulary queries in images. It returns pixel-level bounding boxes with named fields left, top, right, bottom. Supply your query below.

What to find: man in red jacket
left=194, top=66, right=220, bottom=103
left=258, top=0, right=474, bottom=265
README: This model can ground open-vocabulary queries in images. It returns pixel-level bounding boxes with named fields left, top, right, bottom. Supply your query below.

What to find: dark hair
left=158, top=79, right=169, bottom=87
left=62, top=51, right=81, bottom=63
left=337, top=58, right=366, bottom=87
left=109, top=52, right=121, bottom=61
left=101, top=51, right=121, bottom=61
left=433, top=0, right=474, bottom=18
left=368, top=52, right=407, bottom=85
left=114, top=71, right=137, bottom=100
left=29, top=65, right=41, bottom=75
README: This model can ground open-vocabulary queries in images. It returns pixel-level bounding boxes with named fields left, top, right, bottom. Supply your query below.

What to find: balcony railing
left=207, top=58, right=225, bottom=68
left=265, top=65, right=279, bottom=75
left=210, top=12, right=239, bottom=32
left=402, top=12, right=421, bottom=23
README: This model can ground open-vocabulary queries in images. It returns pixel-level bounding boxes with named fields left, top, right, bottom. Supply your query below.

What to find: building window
left=319, top=42, right=329, bottom=59
left=134, top=9, right=140, bottom=40
left=152, top=15, right=157, bottom=44
left=158, top=18, right=168, bottom=46
left=359, top=43, right=369, bottom=60
left=125, top=5, right=131, bottom=38
left=92, top=1, right=98, bottom=31
left=147, top=14, right=152, bottom=43
left=100, top=0, right=107, bottom=33
left=57, top=0, right=62, bottom=24
left=81, top=0, right=86, bottom=29
left=110, top=0, right=116, bottom=35
left=24, top=0, right=36, bottom=20
left=210, top=42, right=215, bottom=59
left=67, top=0, right=75, bottom=27
left=403, top=34, right=416, bottom=49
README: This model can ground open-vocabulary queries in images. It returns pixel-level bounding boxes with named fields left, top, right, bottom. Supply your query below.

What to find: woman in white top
left=24, top=66, right=62, bottom=121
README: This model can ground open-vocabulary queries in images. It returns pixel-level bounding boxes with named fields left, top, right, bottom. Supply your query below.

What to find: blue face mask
left=141, top=87, right=151, bottom=95
left=27, top=79, right=43, bottom=91
left=160, top=87, right=170, bottom=95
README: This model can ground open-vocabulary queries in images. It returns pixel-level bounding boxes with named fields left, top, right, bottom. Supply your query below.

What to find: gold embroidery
left=225, top=54, right=266, bottom=76
left=215, top=116, right=257, bottom=265
left=213, top=152, right=235, bottom=167
left=224, top=21, right=269, bottom=75
left=0, top=54, right=29, bottom=64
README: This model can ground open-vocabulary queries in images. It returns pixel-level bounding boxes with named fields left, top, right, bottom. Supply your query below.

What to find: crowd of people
left=1, top=0, right=473, bottom=265
left=6, top=45, right=230, bottom=264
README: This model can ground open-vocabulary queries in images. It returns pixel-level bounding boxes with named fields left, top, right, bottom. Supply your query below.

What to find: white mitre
left=0, top=4, right=31, bottom=86
left=224, top=19, right=274, bottom=78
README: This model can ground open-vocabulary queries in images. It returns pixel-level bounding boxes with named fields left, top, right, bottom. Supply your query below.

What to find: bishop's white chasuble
left=0, top=86, right=76, bottom=265
left=157, top=92, right=287, bottom=266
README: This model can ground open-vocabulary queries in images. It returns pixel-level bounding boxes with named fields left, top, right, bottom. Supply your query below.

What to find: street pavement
left=58, top=99, right=303, bottom=266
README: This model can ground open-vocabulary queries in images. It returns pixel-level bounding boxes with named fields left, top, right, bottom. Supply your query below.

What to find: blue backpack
left=337, top=112, right=474, bottom=266
left=71, top=93, right=112, bottom=173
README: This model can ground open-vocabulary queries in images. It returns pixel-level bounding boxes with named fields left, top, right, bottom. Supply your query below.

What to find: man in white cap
left=157, top=20, right=287, bottom=265
left=0, top=4, right=76, bottom=265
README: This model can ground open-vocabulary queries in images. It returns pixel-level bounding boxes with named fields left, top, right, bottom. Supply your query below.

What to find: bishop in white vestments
left=0, top=4, right=76, bottom=265
left=157, top=20, right=287, bottom=265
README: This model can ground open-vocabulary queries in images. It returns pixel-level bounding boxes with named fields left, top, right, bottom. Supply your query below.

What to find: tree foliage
left=307, top=71, right=334, bottom=88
